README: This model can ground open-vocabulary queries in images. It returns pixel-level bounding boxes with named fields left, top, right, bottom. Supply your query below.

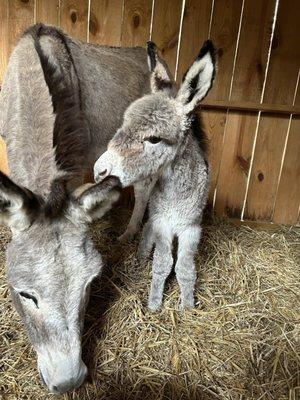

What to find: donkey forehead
left=7, top=220, right=100, bottom=288
left=123, top=94, right=183, bottom=134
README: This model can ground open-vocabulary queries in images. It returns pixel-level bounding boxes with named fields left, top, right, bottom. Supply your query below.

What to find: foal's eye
left=145, top=136, right=162, bottom=144
left=19, top=291, right=38, bottom=307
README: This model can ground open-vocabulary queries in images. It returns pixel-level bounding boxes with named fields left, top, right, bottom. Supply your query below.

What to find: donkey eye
left=145, top=136, right=162, bottom=144
left=19, top=291, right=38, bottom=307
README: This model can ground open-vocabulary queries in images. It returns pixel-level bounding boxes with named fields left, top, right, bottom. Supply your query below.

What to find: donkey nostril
left=53, top=385, right=58, bottom=392
left=99, top=169, right=107, bottom=176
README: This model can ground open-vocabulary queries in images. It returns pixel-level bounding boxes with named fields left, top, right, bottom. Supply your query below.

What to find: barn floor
left=0, top=208, right=299, bottom=400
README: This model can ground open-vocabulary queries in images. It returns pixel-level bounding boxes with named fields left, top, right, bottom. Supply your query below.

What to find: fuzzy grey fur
left=0, top=25, right=149, bottom=394
left=94, top=40, right=216, bottom=310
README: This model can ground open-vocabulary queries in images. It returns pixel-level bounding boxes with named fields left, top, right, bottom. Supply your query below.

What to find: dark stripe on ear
left=187, top=74, right=200, bottom=104
left=0, top=171, right=42, bottom=213
left=147, top=41, right=157, bottom=71
left=197, top=39, right=217, bottom=64
left=154, top=74, right=173, bottom=91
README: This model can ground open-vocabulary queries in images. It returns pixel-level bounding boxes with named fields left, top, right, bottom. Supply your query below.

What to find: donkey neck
left=157, top=133, right=202, bottom=196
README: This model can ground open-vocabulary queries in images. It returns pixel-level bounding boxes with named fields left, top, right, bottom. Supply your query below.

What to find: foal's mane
left=26, top=24, right=90, bottom=217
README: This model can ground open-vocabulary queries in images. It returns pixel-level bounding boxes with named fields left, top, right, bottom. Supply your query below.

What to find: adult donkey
left=0, top=24, right=150, bottom=394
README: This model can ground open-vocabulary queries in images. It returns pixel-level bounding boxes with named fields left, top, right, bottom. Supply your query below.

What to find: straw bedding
left=0, top=208, right=299, bottom=400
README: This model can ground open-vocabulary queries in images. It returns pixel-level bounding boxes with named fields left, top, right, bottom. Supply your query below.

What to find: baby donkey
left=94, top=40, right=216, bottom=310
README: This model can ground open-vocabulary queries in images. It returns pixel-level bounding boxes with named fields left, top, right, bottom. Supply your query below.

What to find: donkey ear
left=147, top=41, right=175, bottom=95
left=0, top=172, right=41, bottom=232
left=177, top=40, right=216, bottom=114
left=68, top=176, right=121, bottom=224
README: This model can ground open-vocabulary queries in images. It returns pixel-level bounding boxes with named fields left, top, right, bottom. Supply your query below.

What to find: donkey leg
left=118, top=177, right=156, bottom=243
left=137, top=220, right=155, bottom=261
left=175, top=225, right=201, bottom=309
left=148, top=231, right=173, bottom=311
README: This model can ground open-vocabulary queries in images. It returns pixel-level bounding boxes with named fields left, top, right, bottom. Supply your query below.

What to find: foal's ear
left=0, top=172, right=41, bottom=232
left=177, top=40, right=216, bottom=114
left=68, top=176, right=121, bottom=224
left=147, top=41, right=175, bottom=95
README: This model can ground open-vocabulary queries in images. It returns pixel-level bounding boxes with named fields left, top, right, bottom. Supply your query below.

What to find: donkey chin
left=37, top=344, right=87, bottom=395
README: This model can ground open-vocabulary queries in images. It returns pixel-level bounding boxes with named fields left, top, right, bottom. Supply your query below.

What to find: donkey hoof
left=180, top=299, right=195, bottom=311
left=148, top=298, right=162, bottom=312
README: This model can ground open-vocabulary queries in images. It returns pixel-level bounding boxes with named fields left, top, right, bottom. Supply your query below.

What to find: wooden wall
left=0, top=0, right=299, bottom=225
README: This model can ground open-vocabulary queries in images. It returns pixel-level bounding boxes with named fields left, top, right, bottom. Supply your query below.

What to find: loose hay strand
left=0, top=209, right=299, bottom=400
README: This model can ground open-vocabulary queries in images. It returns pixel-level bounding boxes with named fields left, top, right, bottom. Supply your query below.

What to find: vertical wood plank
left=214, top=0, right=276, bottom=219
left=230, top=0, right=276, bottom=103
left=0, top=0, right=9, bottom=87
left=151, top=0, right=182, bottom=76
left=263, top=0, right=300, bottom=106
left=36, top=0, right=60, bottom=26
left=0, top=140, right=8, bottom=174
left=176, top=0, right=212, bottom=82
left=89, top=0, right=123, bottom=46
left=243, top=114, right=289, bottom=221
left=203, top=0, right=243, bottom=102
left=60, top=0, right=89, bottom=41
left=243, top=0, right=300, bottom=222
left=214, top=111, right=257, bottom=217
left=121, top=0, right=152, bottom=47
left=201, top=109, right=226, bottom=204
left=7, top=0, right=35, bottom=56
left=273, top=117, right=300, bottom=225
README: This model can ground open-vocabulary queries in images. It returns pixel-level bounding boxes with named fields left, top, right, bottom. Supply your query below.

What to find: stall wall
left=0, top=0, right=299, bottom=225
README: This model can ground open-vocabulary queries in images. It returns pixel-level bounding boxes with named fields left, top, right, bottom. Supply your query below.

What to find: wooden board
left=243, top=0, right=300, bottom=222
left=214, top=0, right=276, bottom=219
left=273, top=117, right=300, bottom=225
left=0, top=138, right=8, bottom=174
left=35, top=0, right=60, bottom=26
left=121, top=0, right=152, bottom=47
left=203, top=0, right=243, bottom=102
left=0, top=0, right=9, bottom=86
left=176, top=0, right=212, bottom=82
left=201, top=109, right=226, bottom=204
left=60, top=0, right=89, bottom=41
left=243, top=114, right=289, bottom=221
left=7, top=0, right=35, bottom=57
left=89, top=0, right=123, bottom=46
left=263, top=0, right=300, bottom=106
left=214, top=111, right=257, bottom=217
left=230, top=0, right=276, bottom=103
left=151, top=0, right=182, bottom=77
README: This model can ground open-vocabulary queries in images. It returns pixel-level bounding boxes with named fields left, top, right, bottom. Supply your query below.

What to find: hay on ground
left=0, top=207, right=299, bottom=400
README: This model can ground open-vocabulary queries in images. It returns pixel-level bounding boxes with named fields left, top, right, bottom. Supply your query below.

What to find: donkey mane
left=190, top=113, right=208, bottom=155
left=25, top=24, right=90, bottom=217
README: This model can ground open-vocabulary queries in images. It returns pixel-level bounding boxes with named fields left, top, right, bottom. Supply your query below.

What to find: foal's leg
left=175, top=225, right=201, bottom=309
left=118, top=178, right=156, bottom=243
left=148, top=230, right=173, bottom=311
left=137, top=220, right=155, bottom=261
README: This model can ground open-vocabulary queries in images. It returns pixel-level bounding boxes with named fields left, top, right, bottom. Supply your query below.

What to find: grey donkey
left=94, top=40, right=216, bottom=310
left=0, top=24, right=151, bottom=394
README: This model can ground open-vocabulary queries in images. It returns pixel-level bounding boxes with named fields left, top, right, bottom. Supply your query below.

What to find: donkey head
left=94, top=40, right=216, bottom=187
left=0, top=172, right=121, bottom=394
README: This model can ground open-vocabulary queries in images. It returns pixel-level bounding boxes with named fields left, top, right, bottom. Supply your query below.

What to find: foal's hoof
left=179, top=299, right=195, bottom=311
left=148, top=298, right=162, bottom=312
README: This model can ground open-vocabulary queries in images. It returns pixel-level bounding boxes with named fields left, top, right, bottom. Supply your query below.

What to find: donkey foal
left=94, top=40, right=216, bottom=310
